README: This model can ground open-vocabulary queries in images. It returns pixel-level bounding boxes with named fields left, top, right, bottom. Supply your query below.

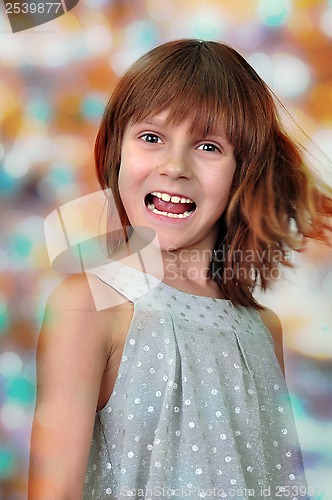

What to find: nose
left=156, top=159, right=192, bottom=180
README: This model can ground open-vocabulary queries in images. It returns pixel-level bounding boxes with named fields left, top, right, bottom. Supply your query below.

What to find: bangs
left=111, top=39, right=276, bottom=166
left=120, top=41, right=234, bottom=140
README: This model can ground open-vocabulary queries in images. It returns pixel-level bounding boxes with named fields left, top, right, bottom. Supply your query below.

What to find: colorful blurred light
left=310, top=129, right=332, bottom=185
left=233, top=23, right=265, bottom=50
left=147, top=0, right=174, bottom=22
left=110, top=48, right=145, bottom=75
left=6, top=376, right=34, bottom=405
left=85, top=25, right=113, bottom=54
left=320, top=7, right=332, bottom=38
left=125, top=20, right=159, bottom=50
left=0, top=352, right=23, bottom=378
left=168, top=7, right=228, bottom=40
left=0, top=299, right=10, bottom=334
left=188, top=8, right=227, bottom=39
left=0, top=168, right=17, bottom=195
left=257, top=0, right=292, bottom=27
left=0, top=402, right=26, bottom=430
left=272, top=55, right=311, bottom=97
left=322, top=272, right=332, bottom=299
left=26, top=96, right=52, bottom=123
left=248, top=52, right=273, bottom=84
left=3, top=150, right=31, bottom=179
left=81, top=92, right=105, bottom=121
left=0, top=249, right=9, bottom=271
left=42, top=39, right=70, bottom=67
left=14, top=135, right=52, bottom=163
left=0, top=447, right=16, bottom=480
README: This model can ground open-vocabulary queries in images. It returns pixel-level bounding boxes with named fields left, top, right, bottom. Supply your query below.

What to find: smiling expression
left=118, top=110, right=237, bottom=252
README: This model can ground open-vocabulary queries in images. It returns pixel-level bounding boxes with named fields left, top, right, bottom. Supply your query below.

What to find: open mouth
left=145, top=191, right=196, bottom=219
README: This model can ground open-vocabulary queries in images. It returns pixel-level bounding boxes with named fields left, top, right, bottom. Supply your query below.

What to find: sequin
left=84, top=260, right=309, bottom=500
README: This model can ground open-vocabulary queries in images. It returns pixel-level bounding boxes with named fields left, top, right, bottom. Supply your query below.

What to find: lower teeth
left=147, top=203, right=193, bottom=218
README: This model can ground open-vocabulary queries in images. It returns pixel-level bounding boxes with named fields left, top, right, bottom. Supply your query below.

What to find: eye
left=140, top=133, right=162, bottom=144
left=197, top=143, right=221, bottom=153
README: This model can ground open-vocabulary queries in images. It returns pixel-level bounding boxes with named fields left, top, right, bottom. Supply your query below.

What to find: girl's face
left=118, top=110, right=236, bottom=252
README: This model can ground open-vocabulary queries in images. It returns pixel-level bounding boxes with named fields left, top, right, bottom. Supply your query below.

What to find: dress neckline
left=111, top=259, right=234, bottom=305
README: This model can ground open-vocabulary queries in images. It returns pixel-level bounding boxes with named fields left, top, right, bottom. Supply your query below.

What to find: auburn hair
left=95, top=39, right=332, bottom=309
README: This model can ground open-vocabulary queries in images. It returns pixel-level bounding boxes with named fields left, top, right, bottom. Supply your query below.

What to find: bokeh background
left=0, top=0, right=332, bottom=498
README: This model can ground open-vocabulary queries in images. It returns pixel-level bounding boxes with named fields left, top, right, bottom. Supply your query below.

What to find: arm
left=258, top=307, right=285, bottom=376
left=28, top=273, right=111, bottom=500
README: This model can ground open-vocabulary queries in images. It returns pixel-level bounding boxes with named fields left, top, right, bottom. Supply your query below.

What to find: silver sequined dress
left=83, top=261, right=309, bottom=499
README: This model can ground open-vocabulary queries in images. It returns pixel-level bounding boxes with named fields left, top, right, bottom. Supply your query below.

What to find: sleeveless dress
left=83, top=260, right=309, bottom=500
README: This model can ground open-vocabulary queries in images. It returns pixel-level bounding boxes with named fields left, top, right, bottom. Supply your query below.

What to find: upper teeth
left=150, top=191, right=193, bottom=204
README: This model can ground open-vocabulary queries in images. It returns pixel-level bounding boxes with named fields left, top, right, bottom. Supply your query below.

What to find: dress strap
left=86, top=259, right=161, bottom=309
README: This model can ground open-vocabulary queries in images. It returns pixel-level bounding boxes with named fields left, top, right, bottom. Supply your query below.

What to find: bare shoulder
left=47, top=272, right=97, bottom=310
left=258, top=307, right=285, bottom=376
left=38, top=272, right=113, bottom=379
left=258, top=307, right=282, bottom=338
left=29, top=272, right=130, bottom=498
left=47, top=271, right=131, bottom=315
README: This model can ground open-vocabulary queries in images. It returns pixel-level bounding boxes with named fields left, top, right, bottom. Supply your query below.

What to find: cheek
left=117, top=161, right=134, bottom=211
left=118, top=158, right=146, bottom=216
left=209, top=169, right=235, bottom=199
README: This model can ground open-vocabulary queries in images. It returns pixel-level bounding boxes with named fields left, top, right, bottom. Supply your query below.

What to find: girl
left=29, top=40, right=331, bottom=499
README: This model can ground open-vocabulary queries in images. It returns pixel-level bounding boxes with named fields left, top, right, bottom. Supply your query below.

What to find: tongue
left=151, top=195, right=195, bottom=215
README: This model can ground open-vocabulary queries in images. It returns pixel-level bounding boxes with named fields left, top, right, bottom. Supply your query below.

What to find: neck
left=111, top=228, right=218, bottom=290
